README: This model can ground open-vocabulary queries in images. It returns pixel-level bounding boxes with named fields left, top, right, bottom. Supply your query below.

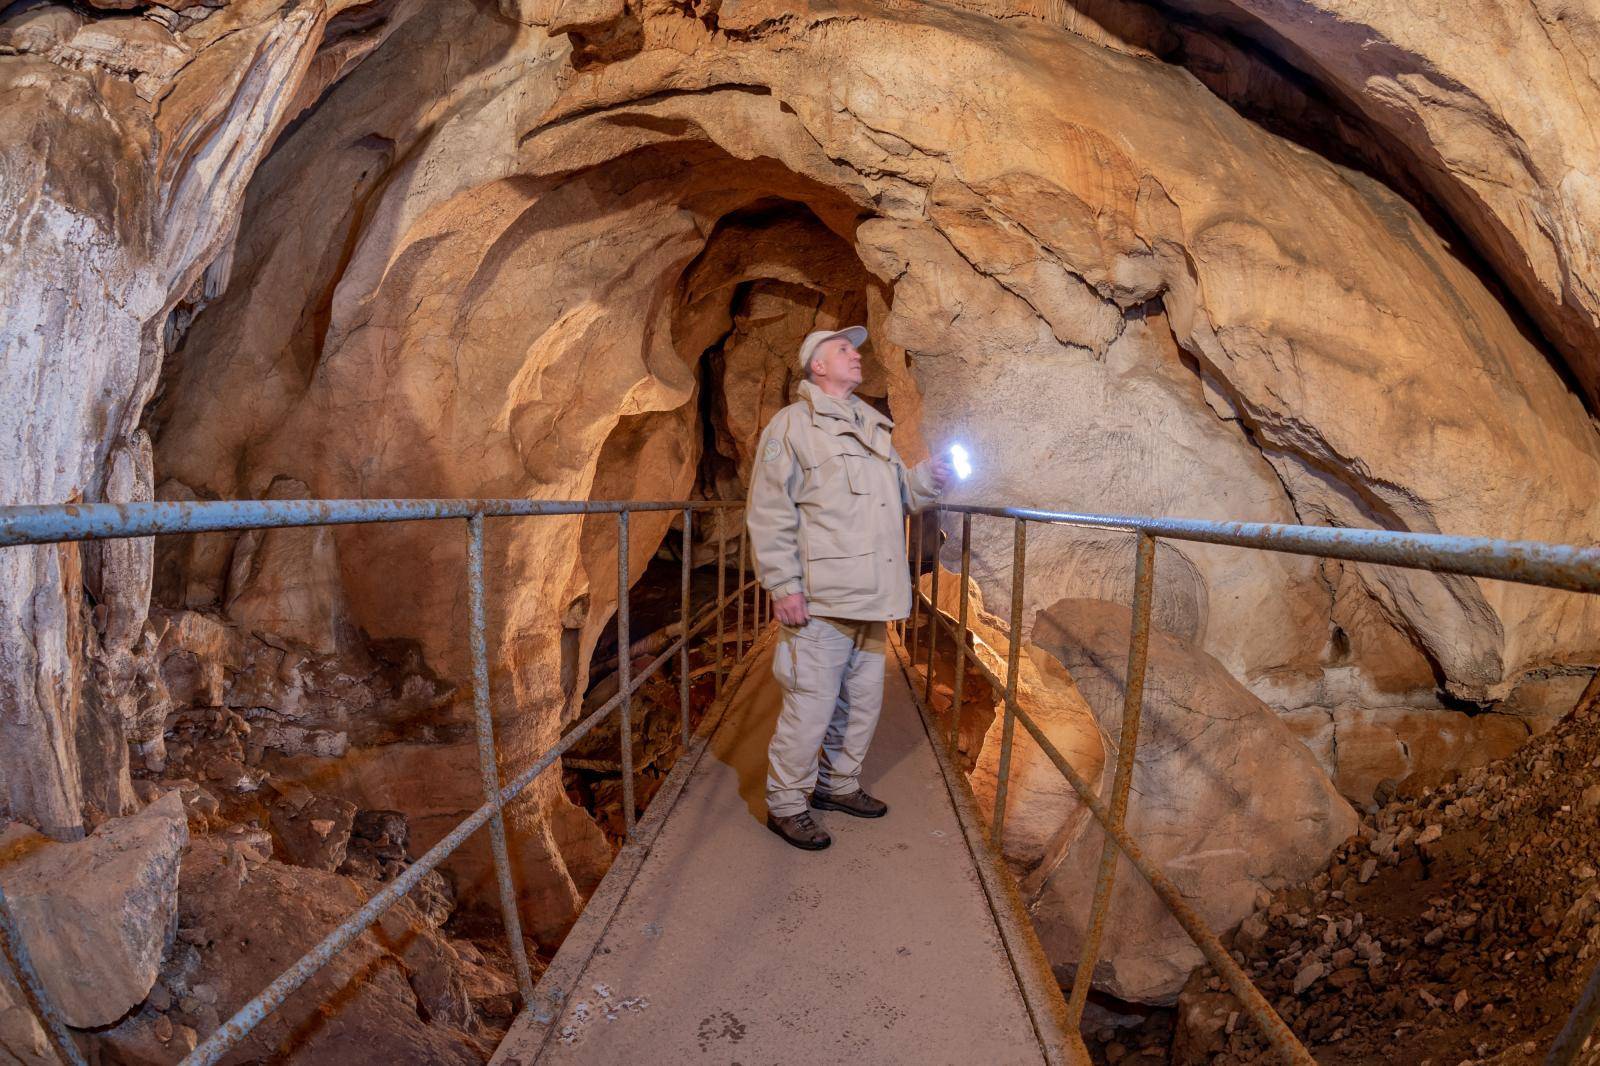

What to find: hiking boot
left=810, top=788, right=888, bottom=819
left=767, top=810, right=832, bottom=850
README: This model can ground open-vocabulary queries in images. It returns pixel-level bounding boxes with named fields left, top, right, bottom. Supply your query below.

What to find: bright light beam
left=948, top=443, right=973, bottom=481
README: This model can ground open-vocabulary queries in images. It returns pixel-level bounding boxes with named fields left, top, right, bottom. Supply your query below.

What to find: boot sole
left=766, top=818, right=832, bottom=850
left=809, top=795, right=888, bottom=819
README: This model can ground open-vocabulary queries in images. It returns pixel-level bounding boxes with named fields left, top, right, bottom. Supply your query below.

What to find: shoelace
left=793, top=811, right=820, bottom=833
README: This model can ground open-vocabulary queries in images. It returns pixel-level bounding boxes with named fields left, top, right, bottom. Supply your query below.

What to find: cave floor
left=493, top=635, right=1052, bottom=1065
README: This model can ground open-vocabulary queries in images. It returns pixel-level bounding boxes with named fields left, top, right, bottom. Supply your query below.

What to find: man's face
left=810, top=337, right=863, bottom=389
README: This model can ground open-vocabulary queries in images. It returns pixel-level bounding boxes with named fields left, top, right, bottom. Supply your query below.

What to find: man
left=746, top=325, right=951, bottom=851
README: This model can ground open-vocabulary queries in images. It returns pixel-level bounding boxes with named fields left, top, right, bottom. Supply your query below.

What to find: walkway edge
left=890, top=632, right=1089, bottom=1066
left=490, top=629, right=775, bottom=1065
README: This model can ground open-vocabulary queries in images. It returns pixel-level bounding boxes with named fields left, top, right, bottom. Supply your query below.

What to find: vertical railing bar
left=924, top=508, right=942, bottom=705
left=910, top=512, right=924, bottom=661
left=1064, top=530, right=1157, bottom=1026
left=1003, top=695, right=1313, bottom=1065
left=680, top=506, right=692, bottom=750
left=617, top=511, right=636, bottom=835
left=715, top=522, right=727, bottom=696
left=466, top=514, right=535, bottom=1005
left=897, top=516, right=907, bottom=645
left=0, top=883, right=87, bottom=1066
left=992, top=517, right=1026, bottom=844
left=948, top=512, right=973, bottom=759
left=736, top=525, right=747, bottom=660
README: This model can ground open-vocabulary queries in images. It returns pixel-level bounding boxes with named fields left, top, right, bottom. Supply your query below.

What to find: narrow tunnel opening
left=562, top=195, right=900, bottom=842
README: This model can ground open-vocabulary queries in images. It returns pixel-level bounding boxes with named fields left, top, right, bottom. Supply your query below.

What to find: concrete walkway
left=491, top=635, right=1053, bottom=1065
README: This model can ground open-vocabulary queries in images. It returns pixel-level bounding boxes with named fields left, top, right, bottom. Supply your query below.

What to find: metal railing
left=0, top=497, right=768, bottom=1066
left=7, top=496, right=1600, bottom=1064
left=902, top=503, right=1600, bottom=1066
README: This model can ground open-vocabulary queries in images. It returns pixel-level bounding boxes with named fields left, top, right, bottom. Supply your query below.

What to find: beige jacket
left=746, top=380, right=941, bottom=621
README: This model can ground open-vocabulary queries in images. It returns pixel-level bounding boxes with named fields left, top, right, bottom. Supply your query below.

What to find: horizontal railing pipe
left=0, top=498, right=740, bottom=548
left=10, top=491, right=1595, bottom=1065
left=935, top=505, right=1600, bottom=594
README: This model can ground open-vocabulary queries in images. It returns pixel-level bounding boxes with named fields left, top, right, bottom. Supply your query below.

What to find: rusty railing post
left=715, top=520, right=727, bottom=696
left=680, top=506, right=692, bottom=749
left=1065, top=530, right=1157, bottom=1026
left=896, top=515, right=907, bottom=644
left=910, top=512, right=924, bottom=660
left=948, top=512, right=973, bottom=759
left=1548, top=957, right=1600, bottom=1065
left=617, top=511, right=636, bottom=834
left=736, top=525, right=747, bottom=660
left=991, top=517, right=1026, bottom=844
left=466, top=514, right=535, bottom=1004
left=924, top=509, right=941, bottom=705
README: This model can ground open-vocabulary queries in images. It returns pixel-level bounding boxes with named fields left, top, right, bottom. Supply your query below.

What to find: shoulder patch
left=762, top=438, right=781, bottom=462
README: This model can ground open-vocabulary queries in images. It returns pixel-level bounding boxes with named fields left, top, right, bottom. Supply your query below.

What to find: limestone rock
left=0, top=792, right=188, bottom=1027
left=224, top=476, right=361, bottom=658
left=109, top=837, right=488, bottom=1064
left=0, top=970, right=54, bottom=1066
left=1160, top=0, right=1600, bottom=413
left=1025, top=599, right=1358, bottom=1004
left=268, top=740, right=605, bottom=944
left=1171, top=972, right=1236, bottom=1066
left=1284, top=706, right=1531, bottom=806
left=268, top=791, right=357, bottom=872
left=0, top=0, right=410, bottom=838
left=7, top=0, right=1600, bottom=979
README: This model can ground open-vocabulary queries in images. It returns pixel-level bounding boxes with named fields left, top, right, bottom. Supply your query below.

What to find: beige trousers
left=766, top=616, right=888, bottom=818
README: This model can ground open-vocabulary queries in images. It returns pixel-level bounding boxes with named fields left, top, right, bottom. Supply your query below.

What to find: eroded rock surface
left=913, top=567, right=1108, bottom=875
left=91, top=837, right=503, bottom=1066
left=0, top=793, right=187, bottom=1028
left=0, top=0, right=415, bottom=841
left=1027, top=598, right=1358, bottom=1003
left=1160, top=0, right=1600, bottom=414
left=4, top=0, right=1600, bottom=1038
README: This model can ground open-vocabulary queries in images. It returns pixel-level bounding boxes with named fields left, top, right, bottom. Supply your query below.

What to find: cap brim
left=837, top=326, right=868, bottom=349
left=798, top=326, right=870, bottom=374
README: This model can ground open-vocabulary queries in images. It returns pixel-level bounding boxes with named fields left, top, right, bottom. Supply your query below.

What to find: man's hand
left=774, top=592, right=810, bottom=626
left=929, top=454, right=955, bottom=493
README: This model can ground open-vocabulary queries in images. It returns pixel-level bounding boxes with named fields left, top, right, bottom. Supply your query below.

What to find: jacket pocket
left=804, top=531, right=877, bottom=602
left=841, top=453, right=873, bottom=495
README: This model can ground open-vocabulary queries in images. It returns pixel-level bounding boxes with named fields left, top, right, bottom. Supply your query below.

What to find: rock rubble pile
left=0, top=691, right=521, bottom=1064
left=1145, top=690, right=1600, bottom=1065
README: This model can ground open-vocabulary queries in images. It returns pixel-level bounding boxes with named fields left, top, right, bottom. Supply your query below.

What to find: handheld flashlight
left=948, top=443, right=973, bottom=481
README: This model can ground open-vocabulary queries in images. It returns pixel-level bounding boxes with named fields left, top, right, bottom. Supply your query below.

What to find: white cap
left=797, top=326, right=868, bottom=375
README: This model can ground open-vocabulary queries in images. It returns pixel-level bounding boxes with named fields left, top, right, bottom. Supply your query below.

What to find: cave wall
left=138, top=1, right=924, bottom=932
left=1153, top=0, right=1600, bottom=413
left=3, top=0, right=1600, bottom=983
left=155, top=0, right=1600, bottom=900
left=0, top=0, right=420, bottom=838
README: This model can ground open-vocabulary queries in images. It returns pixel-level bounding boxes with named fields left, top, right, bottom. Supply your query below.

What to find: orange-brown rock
left=0, top=793, right=188, bottom=1028
left=1027, top=598, right=1357, bottom=1003
left=4, top=0, right=1600, bottom=1006
left=1285, top=706, right=1531, bottom=807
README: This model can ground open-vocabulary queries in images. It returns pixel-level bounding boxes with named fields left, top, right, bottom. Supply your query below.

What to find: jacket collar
left=798, top=380, right=895, bottom=445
